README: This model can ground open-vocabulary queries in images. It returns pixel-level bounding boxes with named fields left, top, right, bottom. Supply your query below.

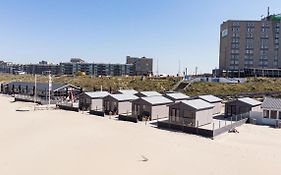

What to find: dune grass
left=1, top=74, right=281, bottom=96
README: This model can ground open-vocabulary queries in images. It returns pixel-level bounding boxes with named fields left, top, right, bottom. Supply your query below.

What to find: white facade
left=91, top=99, right=103, bottom=111
left=212, top=102, right=222, bottom=115
left=118, top=101, right=132, bottom=114
left=196, top=109, right=213, bottom=126
left=151, top=105, right=169, bottom=120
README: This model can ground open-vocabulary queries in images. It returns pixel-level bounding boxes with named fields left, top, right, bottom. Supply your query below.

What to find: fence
left=118, top=111, right=138, bottom=123
left=157, top=113, right=249, bottom=139
left=56, top=102, right=79, bottom=112
left=89, top=108, right=105, bottom=117
left=15, top=94, right=59, bottom=105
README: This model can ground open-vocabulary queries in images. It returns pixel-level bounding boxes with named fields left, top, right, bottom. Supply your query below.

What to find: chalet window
left=270, top=110, right=278, bottom=119
left=279, top=112, right=281, bottom=119
left=263, top=110, right=269, bottom=118
left=170, top=108, right=176, bottom=122
left=171, top=108, right=176, bottom=117
left=106, top=101, right=110, bottom=110
left=143, top=105, right=146, bottom=111
left=113, top=102, right=117, bottom=107
left=183, top=110, right=194, bottom=119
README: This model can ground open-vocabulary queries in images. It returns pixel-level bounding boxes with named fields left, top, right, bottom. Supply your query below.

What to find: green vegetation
left=1, top=74, right=281, bottom=96
left=186, top=77, right=281, bottom=96
left=0, top=74, right=180, bottom=93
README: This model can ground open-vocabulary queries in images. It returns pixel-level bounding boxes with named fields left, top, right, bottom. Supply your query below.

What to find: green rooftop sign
left=272, top=15, right=281, bottom=21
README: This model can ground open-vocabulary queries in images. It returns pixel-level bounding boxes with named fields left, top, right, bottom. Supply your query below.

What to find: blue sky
left=0, top=0, right=281, bottom=75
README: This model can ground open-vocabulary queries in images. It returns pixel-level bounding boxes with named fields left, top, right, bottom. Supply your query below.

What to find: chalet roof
left=261, top=97, right=281, bottom=109
left=139, top=91, right=162, bottom=97
left=141, top=96, right=173, bottom=105
left=117, top=89, right=138, bottom=95
left=165, top=92, right=190, bottom=100
left=181, top=99, right=214, bottom=110
left=109, top=94, right=138, bottom=101
left=198, top=95, right=222, bottom=103
left=84, top=91, right=109, bottom=98
left=238, top=97, right=262, bottom=106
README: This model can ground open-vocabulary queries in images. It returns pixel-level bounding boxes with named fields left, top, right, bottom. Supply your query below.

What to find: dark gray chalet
left=168, top=99, right=214, bottom=127
left=79, top=91, right=109, bottom=111
left=225, top=97, right=262, bottom=117
left=103, top=94, right=139, bottom=115
left=132, top=96, right=173, bottom=121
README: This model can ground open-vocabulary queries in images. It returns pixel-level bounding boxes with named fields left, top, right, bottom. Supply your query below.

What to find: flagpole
left=48, top=72, right=52, bottom=109
left=34, top=74, right=37, bottom=103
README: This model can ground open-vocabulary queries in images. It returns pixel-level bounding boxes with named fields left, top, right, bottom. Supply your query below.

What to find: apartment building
left=0, top=56, right=151, bottom=76
left=218, top=14, right=281, bottom=77
left=126, top=56, right=153, bottom=76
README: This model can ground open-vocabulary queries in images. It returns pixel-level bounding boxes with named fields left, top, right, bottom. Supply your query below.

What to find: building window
left=246, top=32, right=254, bottom=38
left=230, top=60, right=239, bottom=65
left=231, top=54, right=239, bottom=59
left=232, top=33, right=240, bottom=37
left=232, top=22, right=240, bottom=26
left=261, top=39, right=269, bottom=49
left=232, top=38, right=239, bottom=43
left=231, top=49, right=239, bottom=54
left=245, top=49, right=254, bottom=54
left=246, top=39, right=254, bottom=49
left=231, top=43, right=239, bottom=49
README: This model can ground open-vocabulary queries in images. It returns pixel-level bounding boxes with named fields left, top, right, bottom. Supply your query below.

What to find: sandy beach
left=0, top=94, right=280, bottom=175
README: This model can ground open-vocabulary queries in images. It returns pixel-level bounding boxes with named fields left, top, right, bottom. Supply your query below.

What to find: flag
left=48, top=74, right=52, bottom=91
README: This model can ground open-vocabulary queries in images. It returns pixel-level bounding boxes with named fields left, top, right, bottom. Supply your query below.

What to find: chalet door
left=231, top=105, right=236, bottom=116
left=239, top=107, right=249, bottom=114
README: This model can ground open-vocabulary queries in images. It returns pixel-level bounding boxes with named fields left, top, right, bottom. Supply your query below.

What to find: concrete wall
left=151, top=105, right=169, bottom=120
left=196, top=109, right=213, bottom=127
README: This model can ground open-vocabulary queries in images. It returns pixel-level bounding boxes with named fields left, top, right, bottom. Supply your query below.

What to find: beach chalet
left=116, top=89, right=138, bottom=95
left=198, top=95, right=222, bottom=115
left=2, top=81, right=81, bottom=99
left=261, top=97, right=281, bottom=120
left=132, top=96, right=173, bottom=120
left=225, top=97, right=262, bottom=117
left=164, top=92, right=190, bottom=102
left=136, top=91, right=162, bottom=97
left=103, top=94, right=138, bottom=115
left=168, top=99, right=214, bottom=127
left=79, top=91, right=109, bottom=111
left=247, top=97, right=281, bottom=127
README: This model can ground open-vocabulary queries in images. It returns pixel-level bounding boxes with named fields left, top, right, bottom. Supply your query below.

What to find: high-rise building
left=218, top=14, right=281, bottom=77
left=126, top=56, right=153, bottom=76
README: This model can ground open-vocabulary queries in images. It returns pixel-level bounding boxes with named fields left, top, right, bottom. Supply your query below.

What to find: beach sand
left=0, top=94, right=280, bottom=175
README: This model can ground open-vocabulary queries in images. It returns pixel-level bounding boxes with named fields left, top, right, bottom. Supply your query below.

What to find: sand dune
left=0, top=94, right=280, bottom=175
